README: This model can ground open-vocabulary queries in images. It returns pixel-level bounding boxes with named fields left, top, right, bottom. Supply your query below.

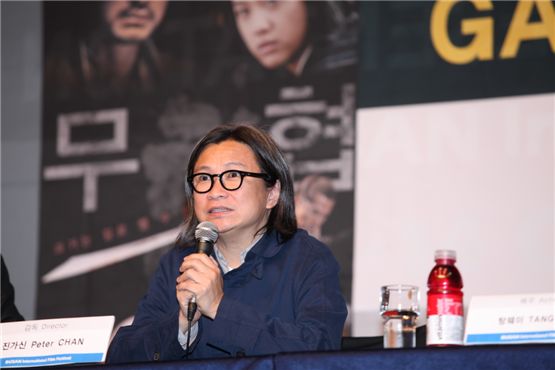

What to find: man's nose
left=207, top=176, right=227, bottom=198
left=129, top=1, right=148, bottom=9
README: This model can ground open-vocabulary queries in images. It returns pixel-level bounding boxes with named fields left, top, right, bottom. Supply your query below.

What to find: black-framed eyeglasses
left=187, top=170, right=273, bottom=194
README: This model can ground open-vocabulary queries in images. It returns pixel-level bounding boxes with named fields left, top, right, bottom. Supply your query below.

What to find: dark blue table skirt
left=60, top=343, right=553, bottom=370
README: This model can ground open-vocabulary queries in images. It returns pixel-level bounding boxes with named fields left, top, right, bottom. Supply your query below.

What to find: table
left=67, top=343, right=553, bottom=370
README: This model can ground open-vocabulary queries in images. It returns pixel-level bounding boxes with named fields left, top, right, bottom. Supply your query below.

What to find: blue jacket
left=107, top=229, right=347, bottom=363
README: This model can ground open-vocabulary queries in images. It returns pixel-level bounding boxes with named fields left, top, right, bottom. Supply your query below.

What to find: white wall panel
left=352, top=93, right=554, bottom=336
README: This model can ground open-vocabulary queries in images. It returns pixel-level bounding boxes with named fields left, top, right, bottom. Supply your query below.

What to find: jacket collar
left=247, top=229, right=283, bottom=259
left=241, top=230, right=285, bottom=280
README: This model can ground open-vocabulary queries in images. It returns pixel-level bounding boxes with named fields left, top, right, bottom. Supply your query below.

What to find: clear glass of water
left=379, top=285, right=420, bottom=348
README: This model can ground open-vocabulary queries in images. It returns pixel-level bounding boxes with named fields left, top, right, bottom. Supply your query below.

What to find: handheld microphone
left=187, top=221, right=219, bottom=320
left=184, top=221, right=218, bottom=356
left=194, top=221, right=219, bottom=256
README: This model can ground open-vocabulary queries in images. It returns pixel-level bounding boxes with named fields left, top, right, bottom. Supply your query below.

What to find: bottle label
left=426, top=314, right=464, bottom=345
left=427, top=294, right=464, bottom=345
left=427, top=294, right=463, bottom=316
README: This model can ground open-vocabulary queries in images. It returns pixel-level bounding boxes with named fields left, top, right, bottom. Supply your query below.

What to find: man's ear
left=266, top=180, right=281, bottom=209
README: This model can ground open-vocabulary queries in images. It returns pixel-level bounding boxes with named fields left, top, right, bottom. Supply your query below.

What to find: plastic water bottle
left=426, top=249, right=464, bottom=346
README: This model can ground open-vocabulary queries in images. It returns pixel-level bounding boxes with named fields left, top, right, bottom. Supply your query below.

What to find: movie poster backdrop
left=39, top=1, right=358, bottom=331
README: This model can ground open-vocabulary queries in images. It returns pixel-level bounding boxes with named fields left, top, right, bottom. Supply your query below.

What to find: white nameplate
left=1, top=316, right=115, bottom=368
left=464, top=293, right=554, bottom=345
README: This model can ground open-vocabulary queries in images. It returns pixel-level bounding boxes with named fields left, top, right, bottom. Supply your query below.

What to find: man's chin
left=112, top=28, right=152, bottom=43
left=203, top=219, right=226, bottom=232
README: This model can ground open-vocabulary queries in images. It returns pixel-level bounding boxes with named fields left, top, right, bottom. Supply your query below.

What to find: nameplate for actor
left=0, top=316, right=115, bottom=368
left=464, top=293, right=554, bottom=345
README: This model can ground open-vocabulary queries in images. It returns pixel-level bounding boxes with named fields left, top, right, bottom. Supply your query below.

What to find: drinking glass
left=379, top=284, right=420, bottom=348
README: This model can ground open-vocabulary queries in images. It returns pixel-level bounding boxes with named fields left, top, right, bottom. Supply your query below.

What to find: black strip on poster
left=358, top=1, right=555, bottom=108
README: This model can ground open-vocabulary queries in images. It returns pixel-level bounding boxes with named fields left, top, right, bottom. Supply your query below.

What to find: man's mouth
left=209, top=207, right=232, bottom=214
left=119, top=8, right=155, bottom=22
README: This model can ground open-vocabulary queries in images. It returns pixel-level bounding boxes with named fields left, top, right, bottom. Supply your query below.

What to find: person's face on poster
left=103, top=0, right=168, bottom=42
left=295, top=192, right=335, bottom=239
left=232, top=0, right=308, bottom=70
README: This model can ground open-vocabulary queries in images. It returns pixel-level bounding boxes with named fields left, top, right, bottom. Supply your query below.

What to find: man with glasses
left=107, top=124, right=346, bottom=362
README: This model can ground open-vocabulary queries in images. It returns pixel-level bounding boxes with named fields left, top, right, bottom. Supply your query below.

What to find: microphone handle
left=186, top=240, right=213, bottom=321
left=197, top=239, right=214, bottom=255
left=187, top=300, right=197, bottom=321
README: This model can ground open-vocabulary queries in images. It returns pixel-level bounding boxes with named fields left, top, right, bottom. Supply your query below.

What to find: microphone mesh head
left=195, top=221, right=219, bottom=243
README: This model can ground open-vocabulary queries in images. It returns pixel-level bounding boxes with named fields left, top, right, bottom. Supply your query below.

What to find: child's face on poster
left=232, top=0, right=308, bottom=70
